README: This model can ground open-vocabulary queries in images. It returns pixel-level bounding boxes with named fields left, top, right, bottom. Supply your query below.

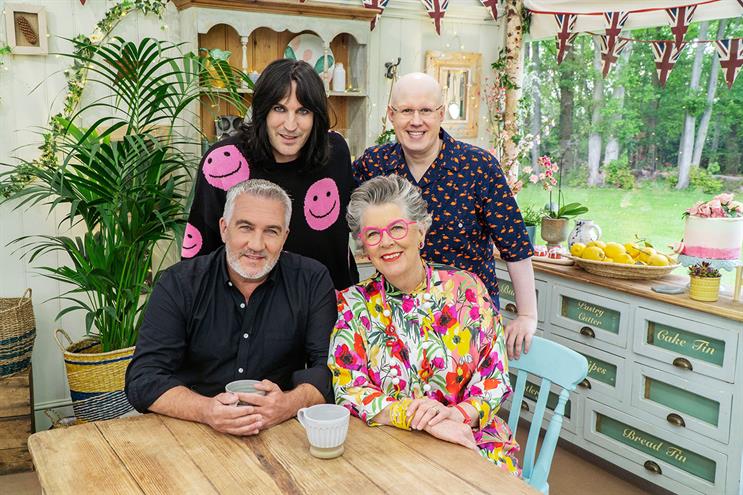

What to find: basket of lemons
left=568, top=241, right=679, bottom=280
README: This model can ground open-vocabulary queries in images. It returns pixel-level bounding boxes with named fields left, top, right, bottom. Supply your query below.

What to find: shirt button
left=243, top=333, right=249, bottom=339
left=390, top=368, right=398, bottom=376
left=458, top=222, right=463, bottom=228
left=423, top=383, right=432, bottom=392
left=228, top=281, right=233, bottom=287
left=392, top=377, right=400, bottom=385
left=238, top=368, right=244, bottom=373
left=240, top=302, right=246, bottom=309
left=423, top=293, right=432, bottom=301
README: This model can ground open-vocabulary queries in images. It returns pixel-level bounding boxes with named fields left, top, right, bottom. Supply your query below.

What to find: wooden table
left=28, top=414, right=538, bottom=494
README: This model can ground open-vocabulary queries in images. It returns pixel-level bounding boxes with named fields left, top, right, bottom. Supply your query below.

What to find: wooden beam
left=171, top=0, right=381, bottom=22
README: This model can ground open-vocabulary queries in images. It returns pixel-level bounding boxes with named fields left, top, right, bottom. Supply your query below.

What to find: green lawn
left=516, top=184, right=737, bottom=287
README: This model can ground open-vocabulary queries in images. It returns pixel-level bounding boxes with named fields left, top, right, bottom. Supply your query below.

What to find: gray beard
left=225, top=245, right=279, bottom=281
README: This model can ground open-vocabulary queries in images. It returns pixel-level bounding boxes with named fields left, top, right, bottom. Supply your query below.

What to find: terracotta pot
left=541, top=217, right=569, bottom=249
left=689, top=276, right=721, bottom=302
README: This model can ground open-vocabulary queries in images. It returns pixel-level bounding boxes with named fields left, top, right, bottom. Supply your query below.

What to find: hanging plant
left=0, top=0, right=169, bottom=198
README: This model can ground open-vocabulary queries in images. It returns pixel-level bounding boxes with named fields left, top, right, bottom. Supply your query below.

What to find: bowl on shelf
left=568, top=256, right=680, bottom=280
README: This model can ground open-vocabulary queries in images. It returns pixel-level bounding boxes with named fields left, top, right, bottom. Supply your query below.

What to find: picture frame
left=425, top=51, right=481, bottom=139
left=5, top=3, right=48, bottom=55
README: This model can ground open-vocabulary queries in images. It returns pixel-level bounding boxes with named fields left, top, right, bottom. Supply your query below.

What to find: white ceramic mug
left=296, top=404, right=350, bottom=459
left=225, top=379, right=265, bottom=405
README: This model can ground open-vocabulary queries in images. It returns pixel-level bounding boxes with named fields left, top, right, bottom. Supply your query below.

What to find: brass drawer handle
left=579, top=326, right=595, bottom=338
left=644, top=460, right=662, bottom=475
left=666, top=413, right=686, bottom=427
left=672, top=357, right=693, bottom=371
left=520, top=400, right=530, bottom=412
left=578, top=378, right=592, bottom=389
left=505, top=303, right=517, bottom=313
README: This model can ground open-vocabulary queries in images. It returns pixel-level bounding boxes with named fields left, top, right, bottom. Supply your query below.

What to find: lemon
left=604, top=257, right=615, bottom=263
left=570, top=243, right=586, bottom=257
left=647, top=253, right=670, bottom=266
left=581, top=246, right=605, bottom=261
left=614, top=253, right=635, bottom=264
left=604, top=242, right=626, bottom=259
left=587, top=240, right=607, bottom=250
left=625, top=243, right=641, bottom=258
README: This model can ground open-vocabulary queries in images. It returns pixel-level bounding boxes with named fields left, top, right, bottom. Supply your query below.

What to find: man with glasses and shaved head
left=354, top=72, right=538, bottom=360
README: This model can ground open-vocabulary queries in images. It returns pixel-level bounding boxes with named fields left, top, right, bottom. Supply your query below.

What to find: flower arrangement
left=688, top=262, right=721, bottom=278
left=684, top=193, right=743, bottom=218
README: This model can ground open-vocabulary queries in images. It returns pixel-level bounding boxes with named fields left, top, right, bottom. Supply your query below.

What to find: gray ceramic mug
left=225, top=379, right=266, bottom=405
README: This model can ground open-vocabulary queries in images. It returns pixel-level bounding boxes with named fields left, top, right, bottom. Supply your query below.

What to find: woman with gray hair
left=328, top=175, right=520, bottom=476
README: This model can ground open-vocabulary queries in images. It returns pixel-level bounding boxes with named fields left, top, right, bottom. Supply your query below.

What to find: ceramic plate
left=284, top=33, right=334, bottom=79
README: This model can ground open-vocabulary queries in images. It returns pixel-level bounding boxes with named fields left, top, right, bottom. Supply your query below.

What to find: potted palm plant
left=688, top=262, right=722, bottom=302
left=1, top=36, right=247, bottom=422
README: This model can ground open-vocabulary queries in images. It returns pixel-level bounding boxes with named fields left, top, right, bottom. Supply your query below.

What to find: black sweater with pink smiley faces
left=183, top=131, right=358, bottom=290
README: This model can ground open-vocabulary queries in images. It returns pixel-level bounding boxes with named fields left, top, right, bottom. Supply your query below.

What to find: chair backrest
left=506, top=336, right=588, bottom=494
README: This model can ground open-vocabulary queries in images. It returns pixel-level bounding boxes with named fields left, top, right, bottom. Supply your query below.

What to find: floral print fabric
left=329, top=264, right=520, bottom=475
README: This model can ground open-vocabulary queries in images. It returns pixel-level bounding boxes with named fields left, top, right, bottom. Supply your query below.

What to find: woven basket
left=0, top=288, right=36, bottom=378
left=568, top=256, right=680, bottom=280
left=55, top=329, right=135, bottom=423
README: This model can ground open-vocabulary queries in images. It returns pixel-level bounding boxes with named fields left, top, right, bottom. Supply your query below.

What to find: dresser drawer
left=584, top=399, right=726, bottom=495
left=630, top=364, right=732, bottom=445
left=632, top=308, right=738, bottom=383
left=550, top=334, right=627, bottom=405
left=496, top=269, right=548, bottom=323
left=549, top=285, right=630, bottom=350
left=506, top=372, right=579, bottom=435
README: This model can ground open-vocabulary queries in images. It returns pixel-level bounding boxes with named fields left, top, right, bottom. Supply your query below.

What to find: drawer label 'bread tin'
left=647, top=322, right=724, bottom=366
left=561, top=297, right=620, bottom=334
left=596, top=413, right=716, bottom=482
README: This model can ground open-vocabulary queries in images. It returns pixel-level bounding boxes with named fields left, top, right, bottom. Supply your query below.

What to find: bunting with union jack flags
left=362, top=0, right=390, bottom=30
left=480, top=0, right=498, bottom=21
left=665, top=6, right=697, bottom=48
left=600, top=36, right=630, bottom=77
left=651, top=40, right=685, bottom=88
left=554, top=14, right=578, bottom=64
left=420, top=0, right=449, bottom=35
left=716, top=38, right=743, bottom=89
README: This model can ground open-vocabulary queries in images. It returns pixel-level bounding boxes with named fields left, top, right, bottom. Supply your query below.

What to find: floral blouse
left=329, top=263, right=520, bottom=474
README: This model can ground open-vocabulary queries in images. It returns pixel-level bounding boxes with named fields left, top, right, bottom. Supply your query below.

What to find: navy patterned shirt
left=353, top=129, right=533, bottom=309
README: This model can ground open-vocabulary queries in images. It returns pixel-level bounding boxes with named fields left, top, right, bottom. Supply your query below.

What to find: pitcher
left=568, top=219, right=602, bottom=247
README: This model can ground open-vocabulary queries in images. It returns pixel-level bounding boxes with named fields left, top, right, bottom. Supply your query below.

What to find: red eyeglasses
left=358, top=219, right=417, bottom=246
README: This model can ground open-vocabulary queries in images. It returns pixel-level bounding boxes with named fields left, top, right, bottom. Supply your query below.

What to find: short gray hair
left=224, top=179, right=292, bottom=228
left=346, top=175, right=432, bottom=244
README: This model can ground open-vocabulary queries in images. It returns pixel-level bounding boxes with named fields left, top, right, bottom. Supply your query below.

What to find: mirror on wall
left=425, top=51, right=481, bottom=138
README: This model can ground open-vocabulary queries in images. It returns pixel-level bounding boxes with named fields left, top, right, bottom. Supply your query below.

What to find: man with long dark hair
left=183, top=59, right=358, bottom=289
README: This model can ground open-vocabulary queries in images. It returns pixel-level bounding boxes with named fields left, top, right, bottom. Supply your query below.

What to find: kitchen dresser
left=496, top=259, right=743, bottom=495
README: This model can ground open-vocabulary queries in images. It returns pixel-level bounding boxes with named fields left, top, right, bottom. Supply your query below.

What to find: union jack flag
left=603, top=12, right=629, bottom=56
left=716, top=38, right=743, bottom=89
left=600, top=35, right=630, bottom=77
left=554, top=14, right=579, bottom=64
left=421, top=0, right=449, bottom=35
left=480, top=0, right=498, bottom=21
left=665, top=6, right=697, bottom=48
left=362, top=0, right=390, bottom=30
left=651, top=40, right=685, bottom=88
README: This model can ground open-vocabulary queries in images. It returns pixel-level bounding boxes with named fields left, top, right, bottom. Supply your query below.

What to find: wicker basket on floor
left=569, top=256, right=680, bottom=280
left=0, top=288, right=36, bottom=378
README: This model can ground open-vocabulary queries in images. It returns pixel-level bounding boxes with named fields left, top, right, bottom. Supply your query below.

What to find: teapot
left=568, top=219, right=602, bottom=248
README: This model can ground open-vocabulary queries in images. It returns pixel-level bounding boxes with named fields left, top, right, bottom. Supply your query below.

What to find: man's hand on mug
left=204, top=392, right=263, bottom=436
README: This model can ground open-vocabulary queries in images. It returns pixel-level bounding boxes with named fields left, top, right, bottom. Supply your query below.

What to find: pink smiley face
left=202, top=145, right=250, bottom=191
left=304, top=178, right=340, bottom=231
left=181, top=223, right=203, bottom=258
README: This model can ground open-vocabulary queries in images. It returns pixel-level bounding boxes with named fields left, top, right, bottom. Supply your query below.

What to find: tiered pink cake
left=681, top=216, right=743, bottom=260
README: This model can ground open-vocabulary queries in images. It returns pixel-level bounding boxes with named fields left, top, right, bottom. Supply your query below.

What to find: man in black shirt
left=126, top=179, right=336, bottom=436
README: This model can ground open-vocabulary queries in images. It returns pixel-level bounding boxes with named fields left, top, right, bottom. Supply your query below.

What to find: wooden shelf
left=172, top=0, right=380, bottom=21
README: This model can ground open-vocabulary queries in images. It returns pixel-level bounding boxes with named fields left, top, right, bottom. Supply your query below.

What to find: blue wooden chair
left=506, top=336, right=588, bottom=494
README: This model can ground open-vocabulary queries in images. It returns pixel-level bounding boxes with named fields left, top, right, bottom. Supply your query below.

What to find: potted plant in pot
left=535, top=156, right=588, bottom=248
left=688, top=262, right=722, bottom=302
left=1, top=36, right=247, bottom=422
